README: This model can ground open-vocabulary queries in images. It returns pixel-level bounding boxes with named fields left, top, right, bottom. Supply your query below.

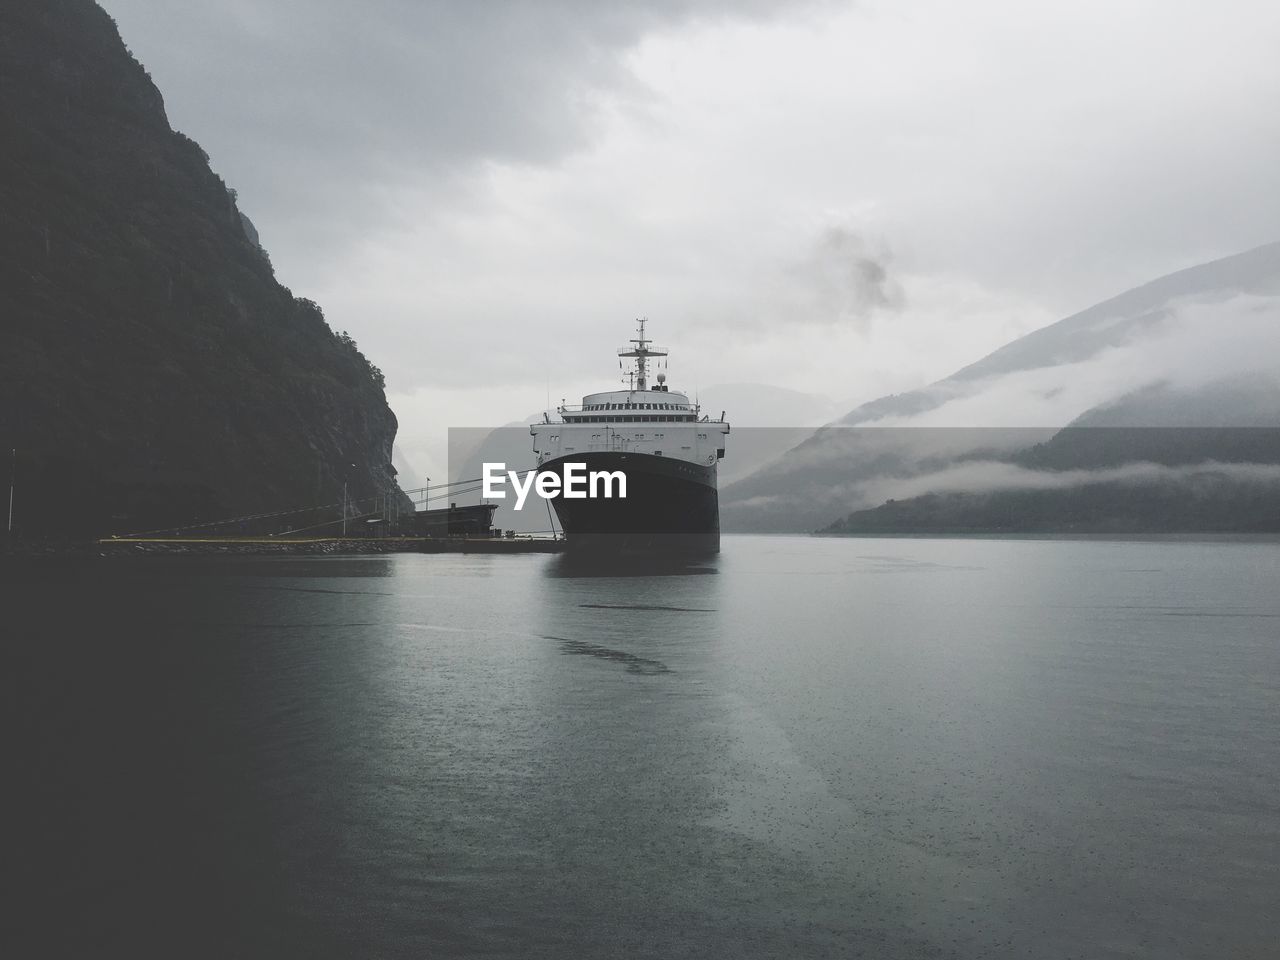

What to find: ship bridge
left=559, top=388, right=699, bottom=424
left=530, top=319, right=729, bottom=468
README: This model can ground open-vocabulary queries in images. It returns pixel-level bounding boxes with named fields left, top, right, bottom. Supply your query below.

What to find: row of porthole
left=564, top=415, right=695, bottom=423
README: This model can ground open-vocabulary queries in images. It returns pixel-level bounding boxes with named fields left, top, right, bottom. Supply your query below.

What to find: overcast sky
left=101, top=0, right=1280, bottom=482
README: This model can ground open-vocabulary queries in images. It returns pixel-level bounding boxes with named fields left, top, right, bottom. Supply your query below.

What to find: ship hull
left=540, top=452, right=720, bottom=554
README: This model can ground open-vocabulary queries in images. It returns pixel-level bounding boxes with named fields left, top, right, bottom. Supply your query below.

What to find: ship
left=530, top=320, right=730, bottom=554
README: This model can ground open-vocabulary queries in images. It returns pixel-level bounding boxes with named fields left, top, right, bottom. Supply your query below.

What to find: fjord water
left=8, top=537, right=1279, bottom=958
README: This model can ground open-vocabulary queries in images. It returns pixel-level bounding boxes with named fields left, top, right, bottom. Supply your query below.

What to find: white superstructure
left=530, top=320, right=729, bottom=469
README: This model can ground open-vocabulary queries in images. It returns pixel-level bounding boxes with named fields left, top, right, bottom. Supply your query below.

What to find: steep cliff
left=0, top=0, right=407, bottom=536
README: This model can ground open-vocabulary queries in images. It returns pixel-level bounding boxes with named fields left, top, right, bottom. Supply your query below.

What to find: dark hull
left=541, top=452, right=720, bottom=554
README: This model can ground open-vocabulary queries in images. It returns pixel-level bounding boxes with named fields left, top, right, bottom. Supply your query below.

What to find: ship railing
left=556, top=403, right=698, bottom=414
left=617, top=345, right=668, bottom=355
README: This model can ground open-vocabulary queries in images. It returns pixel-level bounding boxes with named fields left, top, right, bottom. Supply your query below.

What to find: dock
left=95, top=536, right=565, bottom=556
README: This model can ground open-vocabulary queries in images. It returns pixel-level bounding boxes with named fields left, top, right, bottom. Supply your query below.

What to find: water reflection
left=11, top=540, right=1280, bottom=959
left=543, top=635, right=675, bottom=674
left=543, top=551, right=720, bottom=578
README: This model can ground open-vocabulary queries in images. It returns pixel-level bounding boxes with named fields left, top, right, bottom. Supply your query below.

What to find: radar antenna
left=617, top=317, right=668, bottom=391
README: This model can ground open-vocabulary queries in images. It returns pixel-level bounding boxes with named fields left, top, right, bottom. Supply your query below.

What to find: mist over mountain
left=1, top=0, right=406, bottom=536
left=723, top=241, right=1280, bottom=533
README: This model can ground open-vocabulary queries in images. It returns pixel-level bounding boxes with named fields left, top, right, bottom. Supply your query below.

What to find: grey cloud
left=100, top=0, right=814, bottom=260
left=783, top=227, right=903, bottom=329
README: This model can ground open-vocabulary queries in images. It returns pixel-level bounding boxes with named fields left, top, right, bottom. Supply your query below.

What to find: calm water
left=6, top=536, right=1280, bottom=958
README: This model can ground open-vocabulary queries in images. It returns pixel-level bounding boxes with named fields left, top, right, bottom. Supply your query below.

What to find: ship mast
left=617, top=317, right=667, bottom=391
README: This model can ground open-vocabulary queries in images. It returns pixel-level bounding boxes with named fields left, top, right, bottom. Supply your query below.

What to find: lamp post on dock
left=7, top=447, right=14, bottom=537
left=340, top=461, right=355, bottom=537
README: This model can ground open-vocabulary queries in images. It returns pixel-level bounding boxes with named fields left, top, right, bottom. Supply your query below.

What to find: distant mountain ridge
left=0, top=0, right=407, bottom=536
left=723, top=241, right=1280, bottom=533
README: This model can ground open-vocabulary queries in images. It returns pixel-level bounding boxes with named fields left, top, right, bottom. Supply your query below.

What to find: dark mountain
left=821, top=477, right=1280, bottom=536
left=723, top=242, right=1280, bottom=532
left=1, top=0, right=406, bottom=537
